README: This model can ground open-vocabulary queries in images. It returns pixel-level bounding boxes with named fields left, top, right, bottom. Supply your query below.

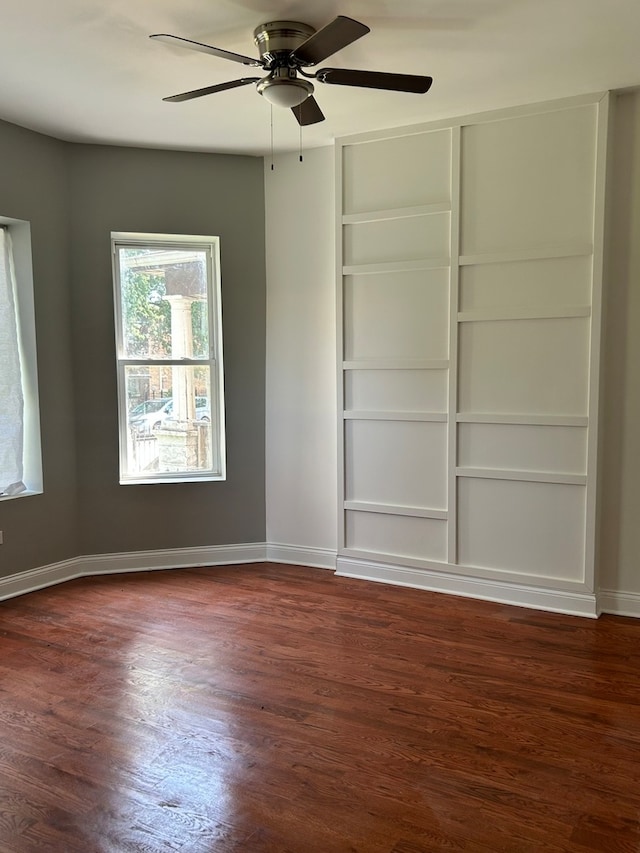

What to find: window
left=0, top=219, right=42, bottom=499
left=112, top=233, right=226, bottom=484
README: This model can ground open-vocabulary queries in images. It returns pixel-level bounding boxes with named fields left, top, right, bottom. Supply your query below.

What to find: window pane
left=119, top=247, right=209, bottom=359
left=123, top=365, right=214, bottom=477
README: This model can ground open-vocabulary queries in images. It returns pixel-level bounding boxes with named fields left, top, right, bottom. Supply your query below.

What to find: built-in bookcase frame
left=335, top=93, right=610, bottom=615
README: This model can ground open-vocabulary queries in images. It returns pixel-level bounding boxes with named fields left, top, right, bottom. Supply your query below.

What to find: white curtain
left=0, top=227, right=26, bottom=496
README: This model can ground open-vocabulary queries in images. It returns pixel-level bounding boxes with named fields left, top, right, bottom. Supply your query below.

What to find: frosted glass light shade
left=257, top=77, right=313, bottom=108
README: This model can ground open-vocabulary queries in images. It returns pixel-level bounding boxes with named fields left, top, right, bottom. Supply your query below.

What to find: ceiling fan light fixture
left=153, top=15, right=434, bottom=126
left=257, top=75, right=314, bottom=108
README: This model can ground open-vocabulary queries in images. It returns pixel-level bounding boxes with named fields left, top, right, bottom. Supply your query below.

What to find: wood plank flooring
left=0, top=563, right=639, bottom=852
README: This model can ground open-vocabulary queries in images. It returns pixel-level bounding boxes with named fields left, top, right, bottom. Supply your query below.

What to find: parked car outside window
left=129, top=397, right=210, bottom=434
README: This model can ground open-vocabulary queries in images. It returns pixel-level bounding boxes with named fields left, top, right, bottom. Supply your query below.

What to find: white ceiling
left=1, top=0, right=639, bottom=157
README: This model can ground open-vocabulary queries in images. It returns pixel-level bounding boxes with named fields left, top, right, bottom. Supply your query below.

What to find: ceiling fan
left=150, top=15, right=433, bottom=125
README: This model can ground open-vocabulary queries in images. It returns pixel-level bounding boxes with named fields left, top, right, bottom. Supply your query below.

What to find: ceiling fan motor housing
left=253, top=21, right=316, bottom=66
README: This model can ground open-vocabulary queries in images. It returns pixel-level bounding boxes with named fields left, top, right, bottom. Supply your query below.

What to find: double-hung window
left=112, top=233, right=226, bottom=484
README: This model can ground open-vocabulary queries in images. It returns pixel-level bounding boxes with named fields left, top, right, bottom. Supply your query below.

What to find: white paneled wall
left=335, top=94, right=608, bottom=615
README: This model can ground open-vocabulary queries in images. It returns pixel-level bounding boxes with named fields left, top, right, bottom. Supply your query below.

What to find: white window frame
left=0, top=216, right=43, bottom=500
left=111, top=232, right=226, bottom=485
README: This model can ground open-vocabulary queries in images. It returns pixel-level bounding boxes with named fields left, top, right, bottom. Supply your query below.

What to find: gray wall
left=69, top=145, right=266, bottom=555
left=0, top=120, right=77, bottom=576
left=0, top=124, right=266, bottom=578
left=599, top=90, right=640, bottom=595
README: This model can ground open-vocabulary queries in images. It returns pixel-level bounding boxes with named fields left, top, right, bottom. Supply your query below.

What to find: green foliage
left=122, top=268, right=171, bottom=358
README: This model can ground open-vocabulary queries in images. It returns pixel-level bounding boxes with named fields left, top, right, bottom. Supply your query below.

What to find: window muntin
left=112, top=233, right=225, bottom=484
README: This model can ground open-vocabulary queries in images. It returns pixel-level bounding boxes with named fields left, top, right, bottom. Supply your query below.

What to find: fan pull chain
left=270, top=105, right=274, bottom=171
left=299, top=122, right=303, bottom=163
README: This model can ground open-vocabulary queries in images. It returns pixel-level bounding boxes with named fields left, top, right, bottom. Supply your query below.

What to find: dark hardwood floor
left=0, top=563, right=639, bottom=852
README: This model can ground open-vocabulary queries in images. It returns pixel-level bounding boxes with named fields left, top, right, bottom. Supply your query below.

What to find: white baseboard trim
left=598, top=589, right=640, bottom=618
left=0, top=543, right=268, bottom=603
left=5, top=547, right=637, bottom=620
left=336, top=556, right=599, bottom=618
left=266, top=543, right=336, bottom=570
left=0, top=557, right=85, bottom=602
left=79, top=542, right=268, bottom=577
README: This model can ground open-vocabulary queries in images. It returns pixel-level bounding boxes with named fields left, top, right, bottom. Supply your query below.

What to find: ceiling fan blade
left=292, top=96, right=325, bottom=126
left=150, top=34, right=263, bottom=67
left=291, top=16, right=370, bottom=66
left=315, top=68, right=433, bottom=94
left=163, top=78, right=260, bottom=102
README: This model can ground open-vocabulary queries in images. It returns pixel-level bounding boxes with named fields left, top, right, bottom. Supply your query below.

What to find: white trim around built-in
left=336, top=556, right=599, bottom=618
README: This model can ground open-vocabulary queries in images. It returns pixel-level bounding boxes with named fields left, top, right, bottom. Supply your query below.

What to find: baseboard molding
left=598, top=589, right=640, bottom=618
left=266, top=543, right=336, bottom=570
left=336, top=556, right=599, bottom=618
left=0, top=557, right=86, bottom=602
left=79, top=542, right=268, bottom=577
left=4, top=546, right=637, bottom=620
left=0, top=543, right=268, bottom=603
